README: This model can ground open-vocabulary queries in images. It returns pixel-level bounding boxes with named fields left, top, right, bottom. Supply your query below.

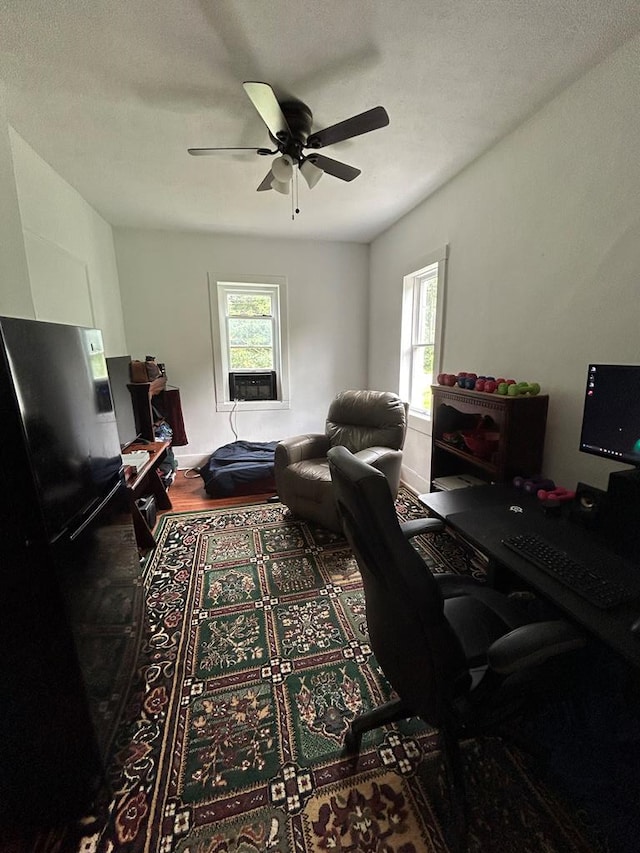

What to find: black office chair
left=327, top=446, right=585, bottom=843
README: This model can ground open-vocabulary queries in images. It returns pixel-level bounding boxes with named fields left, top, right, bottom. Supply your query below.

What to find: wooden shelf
left=123, top=439, right=172, bottom=551
left=432, top=438, right=499, bottom=475
left=430, top=385, right=549, bottom=490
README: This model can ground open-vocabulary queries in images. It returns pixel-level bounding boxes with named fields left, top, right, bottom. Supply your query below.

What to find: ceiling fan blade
left=257, top=170, right=274, bottom=191
left=243, top=81, right=291, bottom=141
left=307, top=154, right=361, bottom=182
left=306, top=105, right=389, bottom=149
left=188, top=147, right=273, bottom=156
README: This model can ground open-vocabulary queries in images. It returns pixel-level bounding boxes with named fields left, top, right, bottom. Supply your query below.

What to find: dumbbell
left=513, top=475, right=554, bottom=490
left=513, top=476, right=555, bottom=494
left=537, top=486, right=576, bottom=503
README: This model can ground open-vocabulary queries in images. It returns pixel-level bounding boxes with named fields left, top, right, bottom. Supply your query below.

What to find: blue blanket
left=199, top=440, right=278, bottom=497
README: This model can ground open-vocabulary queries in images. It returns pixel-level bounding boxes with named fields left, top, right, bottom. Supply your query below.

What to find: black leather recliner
left=275, top=390, right=407, bottom=532
left=327, top=445, right=586, bottom=843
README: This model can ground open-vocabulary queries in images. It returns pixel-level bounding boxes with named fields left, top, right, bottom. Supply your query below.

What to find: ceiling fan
left=188, top=81, right=389, bottom=197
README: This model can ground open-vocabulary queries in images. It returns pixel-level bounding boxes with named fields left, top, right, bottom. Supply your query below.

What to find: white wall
left=369, top=34, right=640, bottom=495
left=0, top=85, right=32, bottom=317
left=8, top=129, right=126, bottom=354
left=114, top=229, right=369, bottom=469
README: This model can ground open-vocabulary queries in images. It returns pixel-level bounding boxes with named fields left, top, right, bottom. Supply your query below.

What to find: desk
left=123, top=440, right=172, bottom=550
left=419, top=485, right=640, bottom=669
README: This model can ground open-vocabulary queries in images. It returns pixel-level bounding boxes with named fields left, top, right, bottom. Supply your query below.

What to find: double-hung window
left=225, top=288, right=276, bottom=371
left=209, top=276, right=290, bottom=411
left=400, top=246, right=448, bottom=419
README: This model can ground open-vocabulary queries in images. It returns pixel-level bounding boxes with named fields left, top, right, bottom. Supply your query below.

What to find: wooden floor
left=161, top=469, right=276, bottom=514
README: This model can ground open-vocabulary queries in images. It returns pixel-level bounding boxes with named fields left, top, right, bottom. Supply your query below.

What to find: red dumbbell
left=537, top=486, right=576, bottom=503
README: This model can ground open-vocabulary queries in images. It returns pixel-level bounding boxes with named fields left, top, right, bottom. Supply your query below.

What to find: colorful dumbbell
left=537, top=486, right=576, bottom=503
left=524, top=478, right=555, bottom=494
left=514, top=475, right=555, bottom=494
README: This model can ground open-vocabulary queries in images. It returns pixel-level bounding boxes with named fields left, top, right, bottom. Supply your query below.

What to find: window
left=209, top=276, right=290, bottom=411
left=225, top=289, right=276, bottom=370
left=400, top=246, right=447, bottom=419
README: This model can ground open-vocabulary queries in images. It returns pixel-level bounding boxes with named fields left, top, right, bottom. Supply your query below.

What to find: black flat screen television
left=106, top=356, right=140, bottom=450
left=579, top=364, right=640, bottom=468
left=0, top=315, right=123, bottom=542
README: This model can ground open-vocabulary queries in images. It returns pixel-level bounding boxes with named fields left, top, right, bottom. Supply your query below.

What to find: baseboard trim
left=175, top=453, right=209, bottom=472
left=400, top=463, right=430, bottom=496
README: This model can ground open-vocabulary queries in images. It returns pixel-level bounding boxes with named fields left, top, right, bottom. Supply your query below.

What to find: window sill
left=407, top=410, right=433, bottom=436
left=216, top=399, right=291, bottom=413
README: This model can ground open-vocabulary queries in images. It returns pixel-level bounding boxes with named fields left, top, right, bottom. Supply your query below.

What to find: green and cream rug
left=67, top=492, right=599, bottom=853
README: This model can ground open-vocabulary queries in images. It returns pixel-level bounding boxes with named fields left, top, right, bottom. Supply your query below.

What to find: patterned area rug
left=64, top=492, right=599, bottom=853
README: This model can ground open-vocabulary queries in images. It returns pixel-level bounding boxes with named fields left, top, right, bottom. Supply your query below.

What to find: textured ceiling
left=1, top=0, right=640, bottom=242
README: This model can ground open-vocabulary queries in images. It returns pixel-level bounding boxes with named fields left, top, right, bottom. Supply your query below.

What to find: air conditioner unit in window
left=229, top=371, right=277, bottom=401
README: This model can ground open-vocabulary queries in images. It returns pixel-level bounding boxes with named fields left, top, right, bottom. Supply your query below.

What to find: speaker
left=602, top=469, right=640, bottom=560
left=569, top=482, right=608, bottom=530
left=136, top=495, right=157, bottom=529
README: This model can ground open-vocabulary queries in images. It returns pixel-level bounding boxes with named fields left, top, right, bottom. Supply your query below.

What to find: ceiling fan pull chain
left=291, top=169, right=300, bottom=220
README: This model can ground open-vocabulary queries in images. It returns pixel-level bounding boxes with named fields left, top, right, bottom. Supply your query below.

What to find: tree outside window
left=400, top=248, right=447, bottom=418
left=410, top=267, right=438, bottom=415
left=226, top=292, right=275, bottom=370
left=210, top=278, right=289, bottom=410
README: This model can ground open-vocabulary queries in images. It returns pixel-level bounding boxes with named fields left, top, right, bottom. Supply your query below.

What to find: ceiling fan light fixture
left=300, top=158, right=323, bottom=189
left=270, top=178, right=291, bottom=195
left=190, top=82, right=390, bottom=212
left=271, top=154, right=294, bottom=183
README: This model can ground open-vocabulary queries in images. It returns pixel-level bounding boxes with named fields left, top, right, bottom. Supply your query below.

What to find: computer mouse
left=630, top=616, right=640, bottom=636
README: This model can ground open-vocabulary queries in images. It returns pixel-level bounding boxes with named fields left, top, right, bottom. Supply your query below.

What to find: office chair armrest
left=400, top=518, right=445, bottom=538
left=434, top=572, right=487, bottom=597
left=487, top=620, right=586, bottom=675
left=275, top=434, right=330, bottom=466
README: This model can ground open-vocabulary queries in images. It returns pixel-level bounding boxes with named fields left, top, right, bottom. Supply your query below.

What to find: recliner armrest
left=275, top=434, right=331, bottom=466
left=487, top=620, right=585, bottom=675
left=353, top=447, right=403, bottom=496
left=354, top=446, right=400, bottom=466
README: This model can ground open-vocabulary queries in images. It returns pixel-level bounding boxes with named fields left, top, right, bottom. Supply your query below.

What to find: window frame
left=209, top=275, right=290, bottom=411
left=399, top=245, right=448, bottom=429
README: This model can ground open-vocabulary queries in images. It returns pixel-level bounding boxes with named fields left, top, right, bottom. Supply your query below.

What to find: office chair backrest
left=327, top=446, right=471, bottom=725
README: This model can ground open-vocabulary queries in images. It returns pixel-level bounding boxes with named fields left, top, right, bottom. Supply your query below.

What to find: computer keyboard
left=501, top=533, right=635, bottom=610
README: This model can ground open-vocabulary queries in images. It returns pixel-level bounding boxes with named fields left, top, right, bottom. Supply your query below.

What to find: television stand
left=122, top=439, right=172, bottom=550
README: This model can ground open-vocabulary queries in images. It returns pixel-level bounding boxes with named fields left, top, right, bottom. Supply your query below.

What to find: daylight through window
left=400, top=247, right=447, bottom=418
left=209, top=277, right=290, bottom=411
left=226, top=290, right=275, bottom=370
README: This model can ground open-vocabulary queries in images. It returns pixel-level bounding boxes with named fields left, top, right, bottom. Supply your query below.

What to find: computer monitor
left=579, top=364, right=640, bottom=468
left=106, top=356, right=140, bottom=450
